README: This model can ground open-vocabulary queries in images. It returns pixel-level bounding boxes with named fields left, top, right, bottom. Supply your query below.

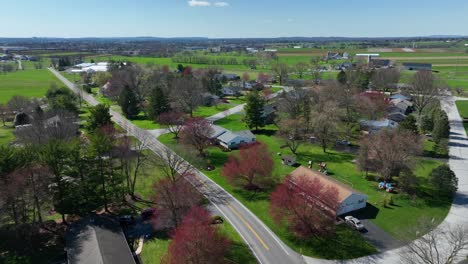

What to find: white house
left=217, top=130, right=256, bottom=149
left=289, top=166, right=368, bottom=215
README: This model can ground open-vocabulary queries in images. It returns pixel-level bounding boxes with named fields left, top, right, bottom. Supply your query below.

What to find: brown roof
left=289, top=166, right=364, bottom=203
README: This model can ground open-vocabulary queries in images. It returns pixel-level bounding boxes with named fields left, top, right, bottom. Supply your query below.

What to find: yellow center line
left=227, top=204, right=270, bottom=251
left=194, top=176, right=270, bottom=251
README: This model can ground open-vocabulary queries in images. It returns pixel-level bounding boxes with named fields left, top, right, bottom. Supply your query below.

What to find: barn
left=289, top=166, right=368, bottom=215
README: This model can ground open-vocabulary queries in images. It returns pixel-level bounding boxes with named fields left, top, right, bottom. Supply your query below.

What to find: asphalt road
left=49, top=68, right=305, bottom=264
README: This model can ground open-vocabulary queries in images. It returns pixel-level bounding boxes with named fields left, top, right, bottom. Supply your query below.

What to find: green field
left=0, top=69, right=59, bottom=103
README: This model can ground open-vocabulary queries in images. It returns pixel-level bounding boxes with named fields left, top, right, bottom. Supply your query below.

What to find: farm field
left=0, top=69, right=59, bottom=103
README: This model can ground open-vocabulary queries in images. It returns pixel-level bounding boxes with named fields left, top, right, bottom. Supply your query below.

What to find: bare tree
left=8, top=96, right=31, bottom=113
left=271, top=62, right=290, bottom=85
left=310, top=101, right=342, bottom=153
left=159, top=111, right=187, bottom=139
left=171, top=76, right=205, bottom=117
left=310, top=57, right=323, bottom=84
left=278, top=118, right=306, bottom=154
left=409, top=70, right=441, bottom=117
left=153, top=146, right=193, bottom=183
left=371, top=68, right=401, bottom=92
left=0, top=104, right=12, bottom=126
left=400, top=218, right=468, bottom=264
left=294, top=62, right=309, bottom=79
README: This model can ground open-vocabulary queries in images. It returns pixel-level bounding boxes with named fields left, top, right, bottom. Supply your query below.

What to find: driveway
left=359, top=219, right=403, bottom=251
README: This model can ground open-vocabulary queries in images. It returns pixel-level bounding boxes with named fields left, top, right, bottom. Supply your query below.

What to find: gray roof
left=66, top=215, right=136, bottom=264
left=210, top=125, right=228, bottom=139
left=217, top=130, right=256, bottom=143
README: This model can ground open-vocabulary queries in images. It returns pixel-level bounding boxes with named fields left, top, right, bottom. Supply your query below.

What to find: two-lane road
left=49, top=68, right=305, bottom=264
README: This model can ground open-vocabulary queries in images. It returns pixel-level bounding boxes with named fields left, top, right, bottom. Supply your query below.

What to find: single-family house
left=220, top=87, right=237, bottom=96
left=403, top=63, right=432, bottom=71
left=389, top=93, right=411, bottom=101
left=217, top=130, right=256, bottom=149
left=209, top=125, right=228, bottom=140
left=326, top=51, right=342, bottom=60
left=288, top=166, right=368, bottom=215
left=359, top=119, right=398, bottom=134
left=215, top=73, right=240, bottom=82
left=370, top=59, right=392, bottom=69
left=281, top=155, right=297, bottom=166
left=202, top=93, right=220, bottom=106
left=66, top=215, right=137, bottom=264
left=387, top=112, right=407, bottom=122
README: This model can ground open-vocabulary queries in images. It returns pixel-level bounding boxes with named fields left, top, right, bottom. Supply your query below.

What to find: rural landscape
left=1, top=1, right=468, bottom=264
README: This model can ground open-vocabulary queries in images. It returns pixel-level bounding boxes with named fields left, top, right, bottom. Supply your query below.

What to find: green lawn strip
left=0, top=69, right=60, bottom=103
left=0, top=123, right=15, bottom=146
left=455, top=101, right=468, bottom=134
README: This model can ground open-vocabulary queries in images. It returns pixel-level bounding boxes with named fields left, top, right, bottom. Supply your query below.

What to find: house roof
left=217, top=130, right=255, bottom=143
left=210, top=125, right=228, bottom=139
left=403, top=62, right=432, bottom=68
left=289, top=166, right=366, bottom=203
left=387, top=112, right=407, bottom=122
left=66, top=215, right=136, bottom=264
left=360, top=119, right=398, bottom=129
left=389, top=93, right=411, bottom=101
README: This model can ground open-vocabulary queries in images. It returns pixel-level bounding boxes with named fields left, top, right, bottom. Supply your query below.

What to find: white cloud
left=188, top=0, right=229, bottom=7
left=214, top=2, right=229, bottom=7
left=188, top=0, right=211, bottom=7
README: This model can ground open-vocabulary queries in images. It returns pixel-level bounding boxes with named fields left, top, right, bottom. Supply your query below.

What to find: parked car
left=345, top=216, right=365, bottom=231
left=141, top=208, right=156, bottom=220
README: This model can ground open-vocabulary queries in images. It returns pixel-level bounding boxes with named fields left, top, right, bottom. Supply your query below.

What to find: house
left=389, top=99, right=413, bottom=115
left=202, top=93, right=220, bottom=106
left=370, top=59, right=392, bottom=69
left=403, top=63, right=432, bottom=71
left=359, top=119, right=398, bottom=134
left=342, top=52, right=350, bottom=60
left=217, top=130, right=256, bottom=149
left=215, top=73, right=240, bottom=82
left=66, top=215, right=136, bottom=264
left=281, top=155, right=297, bottom=166
left=262, top=104, right=277, bottom=124
left=389, top=93, right=411, bottom=101
left=325, top=51, right=342, bottom=60
left=220, top=87, right=237, bottom=96
left=288, top=166, right=368, bottom=215
left=209, top=125, right=228, bottom=140
left=387, top=112, right=407, bottom=122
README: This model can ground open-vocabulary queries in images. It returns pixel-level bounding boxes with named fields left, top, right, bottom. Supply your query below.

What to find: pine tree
left=432, top=109, right=450, bottom=143
left=337, top=70, right=347, bottom=84
left=244, top=91, right=265, bottom=131
left=399, top=115, right=419, bottom=134
left=148, top=86, right=171, bottom=120
left=87, top=104, right=112, bottom=131
left=118, top=86, right=140, bottom=119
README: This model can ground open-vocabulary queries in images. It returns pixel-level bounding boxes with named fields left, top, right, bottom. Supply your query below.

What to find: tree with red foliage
left=257, top=72, right=270, bottom=84
left=183, top=66, right=193, bottom=76
left=270, top=173, right=339, bottom=239
left=221, top=142, right=275, bottom=191
left=180, top=117, right=213, bottom=156
left=162, top=206, right=231, bottom=264
left=152, top=175, right=203, bottom=228
left=159, top=111, right=187, bottom=139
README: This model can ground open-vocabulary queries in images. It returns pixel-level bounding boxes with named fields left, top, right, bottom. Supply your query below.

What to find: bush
left=433, top=138, right=449, bottom=158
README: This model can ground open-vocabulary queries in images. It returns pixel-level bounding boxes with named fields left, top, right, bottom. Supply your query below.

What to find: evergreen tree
left=148, top=86, right=171, bottom=120
left=432, top=109, right=450, bottom=143
left=399, top=115, right=419, bottom=134
left=430, top=164, right=458, bottom=198
left=118, top=86, right=140, bottom=119
left=337, top=70, right=347, bottom=84
left=420, top=114, right=434, bottom=133
left=244, top=91, right=265, bottom=131
left=87, top=104, right=113, bottom=131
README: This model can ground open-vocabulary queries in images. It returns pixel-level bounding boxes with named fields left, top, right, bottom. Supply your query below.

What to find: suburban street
left=50, top=67, right=468, bottom=264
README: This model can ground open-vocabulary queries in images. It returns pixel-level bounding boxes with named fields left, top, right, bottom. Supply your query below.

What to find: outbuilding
left=289, top=166, right=368, bottom=215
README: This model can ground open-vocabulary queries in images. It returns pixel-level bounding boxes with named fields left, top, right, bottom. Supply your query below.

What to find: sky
left=1, top=0, right=467, bottom=38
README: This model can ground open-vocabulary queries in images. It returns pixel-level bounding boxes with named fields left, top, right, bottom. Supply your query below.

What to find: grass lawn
left=0, top=124, right=15, bottom=146
left=158, top=113, right=450, bottom=258
left=455, top=101, right=468, bottom=134
left=0, top=69, right=59, bottom=103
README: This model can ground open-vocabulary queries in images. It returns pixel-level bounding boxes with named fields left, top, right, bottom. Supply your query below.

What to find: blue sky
left=1, top=0, right=467, bottom=38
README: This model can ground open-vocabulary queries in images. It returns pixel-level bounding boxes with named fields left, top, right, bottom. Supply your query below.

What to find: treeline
left=172, top=54, right=258, bottom=68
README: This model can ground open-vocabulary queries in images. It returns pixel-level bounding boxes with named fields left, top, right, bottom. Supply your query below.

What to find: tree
left=221, top=143, right=275, bottom=191
left=294, top=62, right=309, bottom=79
left=409, top=70, right=440, bottom=117
left=371, top=68, right=400, bottom=92
left=0, top=104, right=11, bottom=126
left=162, top=206, right=231, bottom=264
left=420, top=114, right=434, bottom=133
left=180, top=118, right=213, bottom=156
left=399, top=218, right=468, bottom=264
left=357, top=129, right=422, bottom=181
left=200, top=68, right=222, bottom=95
left=399, top=115, right=419, bottom=134
left=270, top=174, right=339, bottom=239
left=271, top=62, right=289, bottom=85
left=430, top=165, right=458, bottom=199
left=171, top=76, right=204, bottom=117
left=93, top=72, right=112, bottom=87
left=7, top=96, right=30, bottom=112
left=118, top=85, right=140, bottom=119
left=398, top=169, right=419, bottom=195
left=337, top=70, right=347, bottom=84
left=278, top=118, right=306, bottom=154
left=148, top=85, right=171, bottom=120
left=244, top=90, right=265, bottom=131
left=432, top=109, right=450, bottom=144
left=242, top=72, right=250, bottom=90
left=159, top=111, right=187, bottom=139
left=310, top=57, right=323, bottom=84
left=111, top=64, right=147, bottom=103
left=310, top=101, right=342, bottom=153
left=257, top=72, right=270, bottom=84
left=152, top=176, right=203, bottom=228
left=354, top=92, right=389, bottom=120
left=87, top=104, right=112, bottom=131
left=153, top=147, right=192, bottom=183
left=46, top=86, right=78, bottom=113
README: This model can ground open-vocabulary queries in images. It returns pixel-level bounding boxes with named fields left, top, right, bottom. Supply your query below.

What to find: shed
left=289, top=166, right=368, bottom=215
